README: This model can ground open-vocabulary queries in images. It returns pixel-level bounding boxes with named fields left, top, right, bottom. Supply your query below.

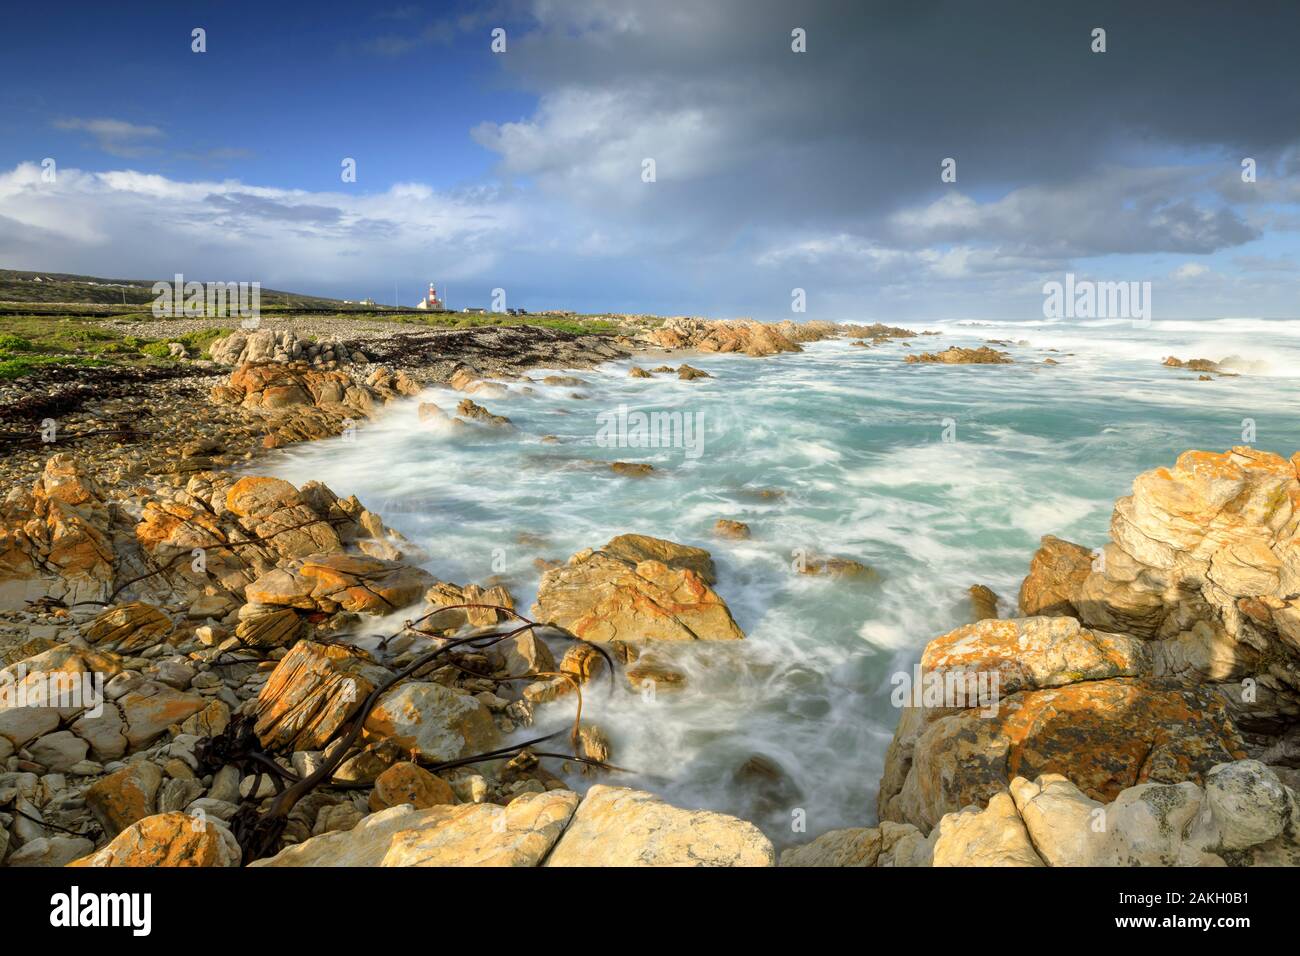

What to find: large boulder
left=222, top=476, right=342, bottom=559
left=1028, top=448, right=1300, bottom=729
left=116, top=683, right=209, bottom=751
left=795, top=759, right=1297, bottom=867
left=211, top=361, right=418, bottom=446
left=1009, top=759, right=1299, bottom=866
left=246, top=553, right=433, bottom=615
left=0, top=454, right=114, bottom=609
left=362, top=681, right=498, bottom=763
left=1018, top=534, right=1094, bottom=617
left=930, top=792, right=1044, bottom=866
left=0, top=643, right=123, bottom=746
left=70, top=812, right=241, bottom=867
left=423, top=580, right=517, bottom=631
left=533, top=535, right=744, bottom=642
left=878, top=617, right=1247, bottom=830
left=600, top=533, right=717, bottom=584
left=252, top=641, right=391, bottom=751
left=84, top=761, right=164, bottom=837
left=84, top=602, right=174, bottom=653
left=545, top=785, right=775, bottom=866
left=779, top=821, right=932, bottom=867
left=134, top=472, right=414, bottom=604
left=252, top=790, right=579, bottom=867
left=368, top=761, right=458, bottom=812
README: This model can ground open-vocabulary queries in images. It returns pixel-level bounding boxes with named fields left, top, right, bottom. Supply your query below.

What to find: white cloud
left=0, top=162, right=519, bottom=292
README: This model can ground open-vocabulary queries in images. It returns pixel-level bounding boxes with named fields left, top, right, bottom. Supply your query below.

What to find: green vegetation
left=0, top=333, right=35, bottom=352
left=0, top=270, right=629, bottom=381
left=0, top=354, right=107, bottom=381
left=376, top=312, right=620, bottom=335
left=0, top=314, right=236, bottom=367
left=176, top=326, right=231, bottom=354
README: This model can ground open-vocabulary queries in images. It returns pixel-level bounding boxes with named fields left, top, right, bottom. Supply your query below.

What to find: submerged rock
left=362, top=681, right=499, bottom=763
left=967, top=584, right=999, bottom=621
left=713, top=518, right=751, bottom=540
left=1163, top=355, right=1220, bottom=372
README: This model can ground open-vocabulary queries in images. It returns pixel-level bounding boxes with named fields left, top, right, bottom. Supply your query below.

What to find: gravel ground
left=0, top=323, right=643, bottom=496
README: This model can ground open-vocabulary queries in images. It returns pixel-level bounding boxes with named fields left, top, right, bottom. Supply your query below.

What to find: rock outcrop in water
left=904, top=345, right=1011, bottom=365
left=860, top=445, right=1300, bottom=866
left=533, top=534, right=744, bottom=642
left=1021, top=447, right=1300, bottom=735
left=641, top=317, right=804, bottom=357
left=1163, top=355, right=1221, bottom=372
left=876, top=616, right=1247, bottom=829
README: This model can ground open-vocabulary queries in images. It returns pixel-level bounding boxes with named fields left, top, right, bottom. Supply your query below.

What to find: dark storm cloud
left=478, top=0, right=1300, bottom=250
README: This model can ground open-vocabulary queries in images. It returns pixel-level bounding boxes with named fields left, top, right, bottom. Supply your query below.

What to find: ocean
left=266, top=317, right=1300, bottom=844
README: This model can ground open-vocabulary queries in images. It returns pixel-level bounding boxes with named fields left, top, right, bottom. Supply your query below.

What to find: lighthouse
left=417, top=282, right=445, bottom=311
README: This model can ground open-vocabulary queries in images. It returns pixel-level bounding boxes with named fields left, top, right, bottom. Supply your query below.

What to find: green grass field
left=0, top=269, right=635, bottom=380
left=0, top=309, right=624, bottom=381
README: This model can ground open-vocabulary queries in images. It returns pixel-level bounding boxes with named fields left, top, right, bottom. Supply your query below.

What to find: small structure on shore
left=415, top=282, right=445, bottom=311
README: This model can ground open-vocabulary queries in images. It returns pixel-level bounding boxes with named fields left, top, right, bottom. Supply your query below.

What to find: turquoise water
left=268, top=317, right=1300, bottom=844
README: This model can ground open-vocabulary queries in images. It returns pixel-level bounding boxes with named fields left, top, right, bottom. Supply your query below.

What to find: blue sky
left=1, top=0, right=1298, bottom=319
left=0, top=2, right=525, bottom=191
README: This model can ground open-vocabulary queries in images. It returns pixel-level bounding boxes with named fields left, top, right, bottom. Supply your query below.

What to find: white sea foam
left=264, top=319, right=1300, bottom=845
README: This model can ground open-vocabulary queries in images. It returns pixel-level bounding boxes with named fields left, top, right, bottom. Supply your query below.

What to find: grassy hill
left=0, top=269, right=357, bottom=309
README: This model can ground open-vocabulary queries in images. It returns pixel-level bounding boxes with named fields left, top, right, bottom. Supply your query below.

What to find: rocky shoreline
left=2, top=315, right=1297, bottom=867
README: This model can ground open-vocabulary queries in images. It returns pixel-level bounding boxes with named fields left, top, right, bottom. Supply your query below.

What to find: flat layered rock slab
left=246, top=553, right=433, bottom=615
left=545, top=785, right=775, bottom=866
left=252, top=790, right=579, bottom=867
left=534, top=535, right=744, bottom=643
left=920, top=616, right=1151, bottom=698
left=252, top=640, right=390, bottom=751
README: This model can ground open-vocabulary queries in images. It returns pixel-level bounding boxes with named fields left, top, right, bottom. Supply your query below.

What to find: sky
left=0, top=0, right=1297, bottom=320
